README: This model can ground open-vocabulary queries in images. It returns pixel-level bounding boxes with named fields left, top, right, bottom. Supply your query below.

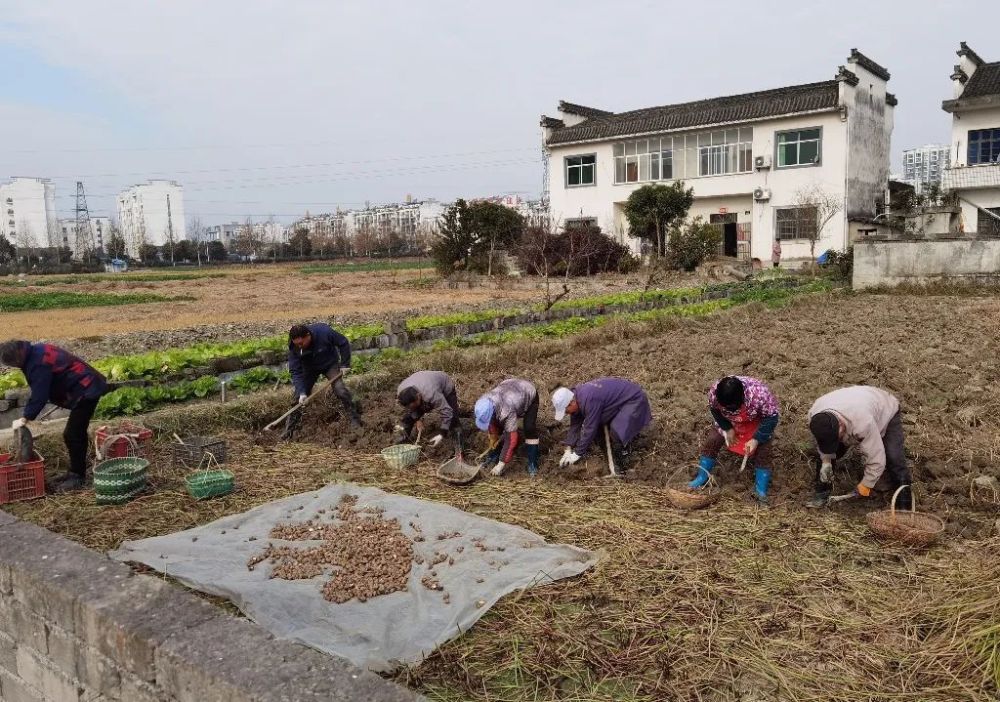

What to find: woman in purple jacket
left=551, top=377, right=652, bottom=476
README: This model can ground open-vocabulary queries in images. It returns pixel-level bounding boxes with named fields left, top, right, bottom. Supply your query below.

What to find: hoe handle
left=264, top=373, right=342, bottom=431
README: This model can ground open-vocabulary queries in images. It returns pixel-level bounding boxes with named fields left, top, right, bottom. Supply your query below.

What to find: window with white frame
left=565, top=155, right=596, bottom=187
left=613, top=128, right=752, bottom=184
left=968, top=128, right=1000, bottom=165
left=776, top=128, right=822, bottom=167
left=775, top=206, right=818, bottom=241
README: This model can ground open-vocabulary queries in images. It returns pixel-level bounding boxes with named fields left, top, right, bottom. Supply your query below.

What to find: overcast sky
left=1, top=0, right=997, bottom=226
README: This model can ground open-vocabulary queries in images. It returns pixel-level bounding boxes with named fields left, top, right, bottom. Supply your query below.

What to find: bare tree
left=188, top=217, right=206, bottom=266
left=235, top=217, right=263, bottom=260
left=14, top=221, right=37, bottom=267
left=793, top=184, right=843, bottom=262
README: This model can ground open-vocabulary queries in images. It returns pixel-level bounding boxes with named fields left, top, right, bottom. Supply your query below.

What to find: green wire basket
left=185, top=469, right=235, bottom=500
left=94, top=457, right=149, bottom=506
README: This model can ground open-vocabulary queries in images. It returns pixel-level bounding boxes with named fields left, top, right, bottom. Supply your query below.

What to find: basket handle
left=889, top=484, right=913, bottom=523
left=666, top=463, right=717, bottom=490
left=97, top=433, right=139, bottom=461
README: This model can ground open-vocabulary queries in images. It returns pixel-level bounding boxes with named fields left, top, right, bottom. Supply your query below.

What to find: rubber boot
left=344, top=400, right=363, bottom=428
left=753, top=467, right=773, bottom=504
left=610, top=435, right=630, bottom=475
left=281, top=408, right=303, bottom=440
left=524, top=441, right=540, bottom=477
left=688, top=456, right=716, bottom=489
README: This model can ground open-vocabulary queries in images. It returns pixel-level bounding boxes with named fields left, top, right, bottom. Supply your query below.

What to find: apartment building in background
left=0, top=177, right=58, bottom=248
left=205, top=221, right=287, bottom=249
left=941, top=42, right=1000, bottom=236
left=901, top=144, right=951, bottom=189
left=292, top=199, right=445, bottom=247
left=116, top=180, right=187, bottom=258
left=542, top=49, right=895, bottom=261
left=57, top=216, right=112, bottom=258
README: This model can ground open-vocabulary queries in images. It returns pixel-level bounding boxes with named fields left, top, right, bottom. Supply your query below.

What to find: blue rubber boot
left=524, top=442, right=540, bottom=477
left=754, top=467, right=773, bottom=504
left=688, top=456, right=716, bottom=489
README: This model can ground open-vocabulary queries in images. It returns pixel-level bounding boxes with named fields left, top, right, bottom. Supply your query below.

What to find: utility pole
left=166, top=193, right=175, bottom=264
left=74, top=181, right=93, bottom=261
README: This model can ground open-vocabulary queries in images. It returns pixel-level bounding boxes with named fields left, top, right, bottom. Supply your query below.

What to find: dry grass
left=6, top=289, right=1000, bottom=701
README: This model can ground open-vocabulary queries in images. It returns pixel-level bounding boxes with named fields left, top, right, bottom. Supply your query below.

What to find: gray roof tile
left=962, top=61, right=1000, bottom=99
left=546, top=81, right=841, bottom=146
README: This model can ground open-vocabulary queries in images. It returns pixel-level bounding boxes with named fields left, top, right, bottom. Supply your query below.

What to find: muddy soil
left=287, top=292, right=1000, bottom=536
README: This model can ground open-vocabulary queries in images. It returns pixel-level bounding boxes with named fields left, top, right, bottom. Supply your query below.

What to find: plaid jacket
left=20, top=342, right=107, bottom=419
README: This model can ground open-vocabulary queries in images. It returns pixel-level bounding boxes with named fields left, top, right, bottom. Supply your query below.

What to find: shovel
left=604, top=426, right=618, bottom=478
left=264, top=372, right=342, bottom=432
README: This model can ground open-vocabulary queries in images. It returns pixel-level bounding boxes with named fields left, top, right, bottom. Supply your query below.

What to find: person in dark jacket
left=551, top=377, right=652, bottom=476
left=0, top=340, right=108, bottom=493
left=395, top=370, right=463, bottom=458
left=284, top=323, right=361, bottom=438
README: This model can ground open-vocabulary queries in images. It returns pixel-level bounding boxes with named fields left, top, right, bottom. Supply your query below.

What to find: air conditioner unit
left=753, top=187, right=771, bottom=201
left=754, top=154, right=772, bottom=170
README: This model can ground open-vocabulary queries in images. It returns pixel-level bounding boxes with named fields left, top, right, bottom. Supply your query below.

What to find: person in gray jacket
left=807, top=386, right=912, bottom=509
left=396, top=371, right=463, bottom=457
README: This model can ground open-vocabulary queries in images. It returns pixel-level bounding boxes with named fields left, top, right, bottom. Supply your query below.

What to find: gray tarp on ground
left=110, top=483, right=599, bottom=672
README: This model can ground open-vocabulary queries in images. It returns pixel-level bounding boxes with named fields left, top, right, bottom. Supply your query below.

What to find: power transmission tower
left=74, top=181, right=94, bottom=261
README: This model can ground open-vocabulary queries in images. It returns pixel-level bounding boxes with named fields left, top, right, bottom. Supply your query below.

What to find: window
left=968, top=128, right=1000, bottom=165
left=978, top=207, right=1000, bottom=237
left=775, top=206, right=818, bottom=240
left=565, top=155, right=596, bottom=187
left=776, top=128, right=822, bottom=167
left=613, top=127, right=751, bottom=183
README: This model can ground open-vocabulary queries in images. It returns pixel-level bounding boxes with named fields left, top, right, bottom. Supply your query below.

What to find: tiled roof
left=962, top=61, right=1000, bottom=99
left=540, top=116, right=565, bottom=129
left=545, top=80, right=841, bottom=146
left=557, top=101, right=613, bottom=118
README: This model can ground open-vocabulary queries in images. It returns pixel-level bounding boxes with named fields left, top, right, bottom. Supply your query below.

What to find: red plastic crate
left=95, top=422, right=153, bottom=459
left=0, top=451, right=46, bottom=504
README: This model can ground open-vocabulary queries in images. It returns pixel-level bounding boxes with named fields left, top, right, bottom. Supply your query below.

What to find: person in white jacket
left=807, top=386, right=912, bottom=509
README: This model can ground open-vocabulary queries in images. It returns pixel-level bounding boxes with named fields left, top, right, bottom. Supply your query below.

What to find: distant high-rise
left=0, top=177, right=59, bottom=248
left=902, top=144, right=951, bottom=188
left=116, top=180, right=187, bottom=258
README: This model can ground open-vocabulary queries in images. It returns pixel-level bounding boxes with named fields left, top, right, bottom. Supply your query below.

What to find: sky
left=0, top=0, right=997, bottom=227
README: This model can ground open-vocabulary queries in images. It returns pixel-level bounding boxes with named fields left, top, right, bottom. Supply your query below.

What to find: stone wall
left=853, top=239, right=1000, bottom=289
left=0, top=510, right=421, bottom=702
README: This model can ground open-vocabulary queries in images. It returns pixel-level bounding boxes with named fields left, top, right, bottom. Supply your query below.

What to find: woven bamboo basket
left=866, top=486, right=945, bottom=547
left=185, top=469, right=235, bottom=500
left=381, top=444, right=420, bottom=469
left=436, top=457, right=480, bottom=485
left=665, top=466, right=721, bottom=510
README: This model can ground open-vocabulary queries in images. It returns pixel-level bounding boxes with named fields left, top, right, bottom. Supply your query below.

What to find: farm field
left=0, top=262, right=659, bottom=356
left=8, top=286, right=1000, bottom=702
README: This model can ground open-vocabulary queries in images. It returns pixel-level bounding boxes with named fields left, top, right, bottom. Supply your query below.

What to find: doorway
left=710, top=213, right=739, bottom=257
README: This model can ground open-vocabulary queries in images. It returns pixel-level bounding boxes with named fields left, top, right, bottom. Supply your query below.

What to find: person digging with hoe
left=689, top=375, right=780, bottom=504
left=395, top=370, right=464, bottom=458
left=284, top=323, right=362, bottom=439
left=551, top=377, right=652, bottom=477
left=807, top=385, right=912, bottom=510
left=474, top=378, right=539, bottom=477
left=0, top=340, right=108, bottom=493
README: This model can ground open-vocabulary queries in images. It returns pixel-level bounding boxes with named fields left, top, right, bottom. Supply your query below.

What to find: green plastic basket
left=94, top=457, right=149, bottom=506
left=185, top=469, right=235, bottom=500
left=381, top=444, right=420, bottom=469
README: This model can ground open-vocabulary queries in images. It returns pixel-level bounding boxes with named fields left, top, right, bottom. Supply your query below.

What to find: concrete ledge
left=0, top=510, right=423, bottom=701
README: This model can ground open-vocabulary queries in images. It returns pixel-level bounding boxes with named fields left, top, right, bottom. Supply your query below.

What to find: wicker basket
left=172, top=436, right=227, bottom=469
left=185, top=469, right=235, bottom=500
left=381, top=444, right=420, bottom=469
left=665, top=466, right=721, bottom=510
left=866, top=486, right=945, bottom=547
left=436, top=457, right=480, bottom=485
left=94, top=457, right=149, bottom=506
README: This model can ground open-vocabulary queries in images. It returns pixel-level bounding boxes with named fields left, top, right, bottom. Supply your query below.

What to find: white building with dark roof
left=941, top=42, right=1000, bottom=236
left=542, top=49, right=895, bottom=262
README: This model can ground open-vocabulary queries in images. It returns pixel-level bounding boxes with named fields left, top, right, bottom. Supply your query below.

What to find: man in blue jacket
left=0, top=340, right=108, bottom=493
left=284, top=323, right=361, bottom=438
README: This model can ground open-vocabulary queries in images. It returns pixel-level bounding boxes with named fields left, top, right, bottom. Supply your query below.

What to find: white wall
left=116, top=180, right=187, bottom=257
left=944, top=98, right=1000, bottom=234
left=0, top=178, right=58, bottom=248
left=949, top=108, right=1000, bottom=167
left=547, top=110, right=853, bottom=262
left=854, top=239, right=1000, bottom=288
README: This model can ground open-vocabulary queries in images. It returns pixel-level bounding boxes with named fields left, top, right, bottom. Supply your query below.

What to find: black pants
left=64, top=398, right=99, bottom=478
left=814, top=411, right=911, bottom=501
left=286, top=366, right=356, bottom=433
left=521, top=396, right=539, bottom=440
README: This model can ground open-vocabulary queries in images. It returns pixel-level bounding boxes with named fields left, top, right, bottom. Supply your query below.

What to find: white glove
left=820, top=462, right=834, bottom=484
left=559, top=449, right=581, bottom=467
left=490, top=461, right=507, bottom=476
left=339, top=366, right=351, bottom=377
left=429, top=434, right=444, bottom=448
left=298, top=394, right=308, bottom=405
left=11, top=417, right=28, bottom=430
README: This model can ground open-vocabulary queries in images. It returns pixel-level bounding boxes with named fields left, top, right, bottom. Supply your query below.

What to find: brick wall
left=0, top=510, right=422, bottom=702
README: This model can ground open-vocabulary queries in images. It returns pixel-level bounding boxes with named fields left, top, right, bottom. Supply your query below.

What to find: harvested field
left=0, top=262, right=668, bottom=356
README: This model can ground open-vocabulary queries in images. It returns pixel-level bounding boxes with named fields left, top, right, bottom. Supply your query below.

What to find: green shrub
left=666, top=217, right=722, bottom=271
